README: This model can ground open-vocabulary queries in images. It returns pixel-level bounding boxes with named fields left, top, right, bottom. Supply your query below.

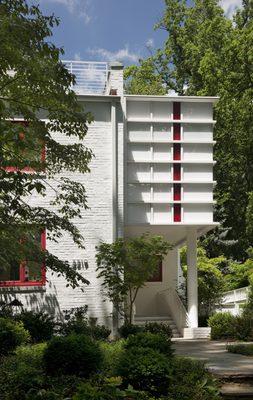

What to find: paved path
left=173, top=340, right=253, bottom=377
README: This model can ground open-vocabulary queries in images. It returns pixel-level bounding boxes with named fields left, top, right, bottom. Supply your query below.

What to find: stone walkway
left=172, top=340, right=253, bottom=377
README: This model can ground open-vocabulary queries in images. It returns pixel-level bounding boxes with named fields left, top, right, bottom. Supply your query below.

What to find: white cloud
left=146, top=38, right=154, bottom=49
left=220, top=0, right=242, bottom=18
left=88, top=46, right=140, bottom=63
left=42, top=0, right=91, bottom=24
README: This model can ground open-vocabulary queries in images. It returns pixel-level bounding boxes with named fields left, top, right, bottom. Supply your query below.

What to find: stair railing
left=158, top=287, right=190, bottom=335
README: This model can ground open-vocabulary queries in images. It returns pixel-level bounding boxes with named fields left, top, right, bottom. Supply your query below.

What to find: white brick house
left=0, top=61, right=218, bottom=338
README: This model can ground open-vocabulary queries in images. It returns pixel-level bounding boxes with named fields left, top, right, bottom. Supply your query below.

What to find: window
left=1, top=120, right=47, bottom=287
left=147, top=261, right=163, bottom=282
left=0, top=230, right=46, bottom=287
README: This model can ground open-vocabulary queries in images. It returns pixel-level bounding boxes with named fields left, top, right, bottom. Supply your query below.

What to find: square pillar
left=187, top=228, right=198, bottom=328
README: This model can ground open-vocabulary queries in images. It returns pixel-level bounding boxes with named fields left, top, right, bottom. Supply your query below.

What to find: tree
left=125, top=0, right=253, bottom=260
left=124, top=58, right=166, bottom=95
left=96, top=234, right=172, bottom=324
left=0, top=0, right=93, bottom=287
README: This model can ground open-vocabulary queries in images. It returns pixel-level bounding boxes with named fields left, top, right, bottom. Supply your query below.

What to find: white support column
left=187, top=228, right=198, bottom=328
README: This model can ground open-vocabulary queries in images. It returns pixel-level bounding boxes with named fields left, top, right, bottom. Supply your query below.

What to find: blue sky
left=32, top=0, right=242, bottom=65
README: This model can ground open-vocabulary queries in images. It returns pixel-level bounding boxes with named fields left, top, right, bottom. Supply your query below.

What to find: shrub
left=227, top=343, right=253, bottom=356
left=73, top=378, right=153, bottom=400
left=208, top=312, right=235, bottom=340
left=233, top=315, right=252, bottom=340
left=100, top=340, right=125, bottom=376
left=59, top=307, right=110, bottom=340
left=43, top=334, right=103, bottom=377
left=144, top=322, right=172, bottom=339
left=16, top=311, right=55, bottom=343
left=125, top=332, right=173, bottom=356
left=168, top=357, right=220, bottom=400
left=118, top=323, right=144, bottom=338
left=0, top=318, right=30, bottom=356
left=115, top=346, right=171, bottom=396
left=0, top=343, right=46, bottom=400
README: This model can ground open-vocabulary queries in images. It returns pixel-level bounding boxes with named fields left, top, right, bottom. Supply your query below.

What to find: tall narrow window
left=174, top=184, right=181, bottom=201
left=173, top=164, right=181, bottom=181
left=173, top=102, right=181, bottom=120
left=174, top=204, right=181, bottom=222
left=173, top=123, right=181, bottom=140
left=173, top=144, right=181, bottom=160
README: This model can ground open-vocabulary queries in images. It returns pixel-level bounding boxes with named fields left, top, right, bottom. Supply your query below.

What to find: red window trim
left=147, top=261, right=163, bottom=282
left=0, top=230, right=46, bottom=287
left=173, top=102, right=181, bottom=120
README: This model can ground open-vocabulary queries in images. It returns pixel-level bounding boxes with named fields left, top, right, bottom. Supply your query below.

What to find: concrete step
left=134, top=315, right=181, bottom=338
left=221, top=382, right=253, bottom=398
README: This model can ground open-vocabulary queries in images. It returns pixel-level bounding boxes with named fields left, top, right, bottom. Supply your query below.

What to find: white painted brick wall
left=0, top=98, right=124, bottom=329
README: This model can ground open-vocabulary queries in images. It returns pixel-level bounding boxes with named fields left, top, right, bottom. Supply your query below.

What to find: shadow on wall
left=0, top=280, right=62, bottom=319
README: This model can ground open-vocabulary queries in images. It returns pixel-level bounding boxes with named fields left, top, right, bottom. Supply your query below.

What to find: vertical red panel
left=173, top=123, right=181, bottom=140
left=173, top=144, right=181, bottom=160
left=174, top=204, right=181, bottom=222
left=173, top=164, right=181, bottom=181
left=174, top=184, right=181, bottom=201
left=173, top=102, right=181, bottom=120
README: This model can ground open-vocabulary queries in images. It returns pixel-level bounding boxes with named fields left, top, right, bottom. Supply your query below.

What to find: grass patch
left=227, top=343, right=253, bottom=356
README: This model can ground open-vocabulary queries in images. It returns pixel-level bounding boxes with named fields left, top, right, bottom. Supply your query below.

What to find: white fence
left=63, top=61, right=109, bottom=95
left=218, top=286, right=249, bottom=316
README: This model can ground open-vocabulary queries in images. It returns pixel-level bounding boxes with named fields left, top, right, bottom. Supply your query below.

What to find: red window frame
left=4, top=120, right=45, bottom=173
left=147, top=260, right=163, bottom=282
left=0, top=230, right=46, bottom=287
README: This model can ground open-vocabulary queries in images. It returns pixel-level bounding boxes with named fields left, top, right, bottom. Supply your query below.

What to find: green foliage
left=168, top=357, right=220, bottom=400
left=0, top=343, right=46, bottom=400
left=125, top=332, right=173, bottom=356
left=0, top=317, right=30, bottom=356
left=124, top=58, right=166, bottom=95
left=73, top=377, right=151, bottom=400
left=118, top=323, right=144, bottom=338
left=144, top=322, right=172, bottom=339
left=100, top=340, right=125, bottom=376
left=0, top=0, right=93, bottom=287
left=227, top=343, right=253, bottom=356
left=115, top=346, right=171, bottom=396
left=43, top=334, right=103, bottom=377
left=59, top=307, right=111, bottom=340
left=181, top=246, right=225, bottom=317
left=208, top=313, right=235, bottom=340
left=96, top=234, right=172, bottom=323
left=15, top=311, right=55, bottom=343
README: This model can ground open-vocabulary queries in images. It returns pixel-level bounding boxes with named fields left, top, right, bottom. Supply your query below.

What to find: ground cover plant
left=227, top=343, right=253, bottom=356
